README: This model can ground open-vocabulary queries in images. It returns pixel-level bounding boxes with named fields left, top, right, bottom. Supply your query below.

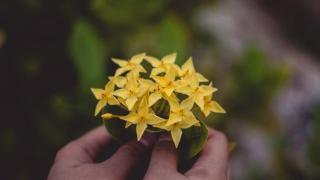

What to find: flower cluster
left=91, top=53, right=225, bottom=147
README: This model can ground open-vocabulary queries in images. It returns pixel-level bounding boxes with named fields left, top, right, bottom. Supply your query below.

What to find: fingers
left=55, top=126, right=112, bottom=164
left=101, top=133, right=157, bottom=179
left=186, top=128, right=228, bottom=180
left=144, top=134, right=183, bottom=179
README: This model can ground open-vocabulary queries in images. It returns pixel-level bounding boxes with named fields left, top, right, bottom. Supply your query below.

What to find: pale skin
left=48, top=126, right=229, bottom=180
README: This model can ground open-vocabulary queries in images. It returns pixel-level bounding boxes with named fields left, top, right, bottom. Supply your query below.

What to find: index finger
left=185, top=128, right=228, bottom=179
left=55, top=126, right=112, bottom=164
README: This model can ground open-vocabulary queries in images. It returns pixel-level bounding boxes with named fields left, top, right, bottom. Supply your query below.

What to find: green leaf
left=90, top=0, right=168, bottom=26
left=103, top=118, right=136, bottom=143
left=69, top=19, right=107, bottom=92
left=157, top=16, right=188, bottom=65
left=179, top=121, right=208, bottom=159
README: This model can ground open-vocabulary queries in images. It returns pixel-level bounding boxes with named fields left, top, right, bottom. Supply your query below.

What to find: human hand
left=48, top=126, right=228, bottom=180
left=143, top=129, right=229, bottom=180
left=47, top=126, right=157, bottom=180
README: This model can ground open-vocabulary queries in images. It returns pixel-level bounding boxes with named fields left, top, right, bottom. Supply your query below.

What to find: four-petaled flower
left=112, top=72, right=148, bottom=110
left=112, top=53, right=147, bottom=76
left=203, top=92, right=226, bottom=117
left=120, top=96, right=165, bottom=140
left=91, top=81, right=119, bottom=116
left=145, top=53, right=180, bottom=76
left=152, top=67, right=179, bottom=97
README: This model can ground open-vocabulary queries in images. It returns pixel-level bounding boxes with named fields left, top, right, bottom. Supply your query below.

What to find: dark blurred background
left=2, top=0, right=320, bottom=179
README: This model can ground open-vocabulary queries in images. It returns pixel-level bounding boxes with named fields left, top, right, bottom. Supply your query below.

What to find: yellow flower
left=154, top=118, right=198, bottom=148
left=112, top=73, right=148, bottom=110
left=176, top=77, right=217, bottom=110
left=165, top=95, right=199, bottom=126
left=145, top=53, right=180, bottom=76
left=178, top=57, right=208, bottom=84
left=139, top=79, right=163, bottom=107
left=91, top=81, right=119, bottom=116
left=112, top=53, right=147, bottom=76
left=108, top=76, right=127, bottom=88
left=120, top=96, right=165, bottom=140
left=203, top=93, right=226, bottom=117
left=152, top=67, right=179, bottom=97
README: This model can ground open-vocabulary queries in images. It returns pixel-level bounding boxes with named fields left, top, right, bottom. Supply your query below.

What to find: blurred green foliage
left=229, top=47, right=288, bottom=116
left=307, top=104, right=320, bottom=178
left=91, top=0, right=168, bottom=26
left=70, top=19, right=107, bottom=91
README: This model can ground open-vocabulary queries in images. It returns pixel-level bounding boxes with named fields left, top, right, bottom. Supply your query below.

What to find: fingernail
left=158, top=133, right=172, bottom=142
left=139, top=133, right=158, bottom=147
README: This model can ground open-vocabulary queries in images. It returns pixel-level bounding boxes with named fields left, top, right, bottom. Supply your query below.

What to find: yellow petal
left=210, top=101, right=226, bottom=113
left=204, top=94, right=213, bottom=103
left=139, top=79, right=155, bottom=87
left=164, top=87, right=174, bottom=97
left=126, top=96, right=138, bottom=110
left=107, top=95, right=119, bottom=105
left=137, top=85, right=149, bottom=97
left=165, top=67, right=176, bottom=82
left=181, top=97, right=194, bottom=110
left=153, top=122, right=171, bottom=131
left=126, top=73, right=138, bottom=90
left=104, top=81, right=115, bottom=93
left=95, top=99, right=107, bottom=116
left=121, top=113, right=139, bottom=123
left=168, top=95, right=180, bottom=112
left=190, top=75, right=200, bottom=89
left=138, top=96, right=149, bottom=117
left=171, top=126, right=182, bottom=148
left=125, top=122, right=132, bottom=128
left=200, top=85, right=217, bottom=96
left=149, top=92, right=162, bottom=107
left=112, top=89, right=129, bottom=99
left=194, top=96, right=205, bottom=110
left=196, top=72, right=208, bottom=82
left=203, top=107, right=211, bottom=117
left=91, top=88, right=104, bottom=99
left=166, top=113, right=182, bottom=126
left=136, top=122, right=147, bottom=140
left=151, top=67, right=165, bottom=76
left=175, top=86, right=193, bottom=96
left=130, top=53, right=146, bottom=64
left=183, top=111, right=199, bottom=126
left=109, top=76, right=127, bottom=88
left=145, top=56, right=161, bottom=67
left=147, top=114, right=166, bottom=125
left=162, top=53, right=176, bottom=64
left=181, top=57, right=195, bottom=74
left=135, top=64, right=147, bottom=74
left=117, top=97, right=127, bottom=107
left=112, top=58, right=128, bottom=67
left=115, top=66, right=130, bottom=76
left=152, top=76, right=167, bottom=87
